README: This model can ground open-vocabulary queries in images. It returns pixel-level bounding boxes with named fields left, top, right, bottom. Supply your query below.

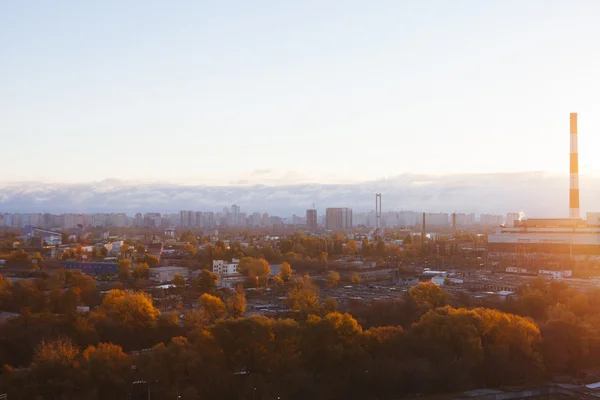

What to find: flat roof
left=150, top=266, right=187, bottom=271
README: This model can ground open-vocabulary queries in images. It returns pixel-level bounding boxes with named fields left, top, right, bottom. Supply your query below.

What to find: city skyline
left=3, top=1, right=600, bottom=183
left=1, top=171, right=600, bottom=217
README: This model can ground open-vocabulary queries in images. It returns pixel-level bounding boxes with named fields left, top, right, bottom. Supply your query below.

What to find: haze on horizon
left=2, top=0, right=600, bottom=184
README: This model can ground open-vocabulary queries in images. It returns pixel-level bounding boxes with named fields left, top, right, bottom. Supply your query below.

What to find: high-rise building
left=325, top=208, right=352, bottom=230
left=306, top=209, right=317, bottom=233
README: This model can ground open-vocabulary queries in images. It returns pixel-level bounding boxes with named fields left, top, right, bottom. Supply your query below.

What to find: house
left=148, top=266, right=188, bottom=282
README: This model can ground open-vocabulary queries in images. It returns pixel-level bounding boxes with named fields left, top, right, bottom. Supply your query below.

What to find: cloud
left=0, top=172, right=597, bottom=217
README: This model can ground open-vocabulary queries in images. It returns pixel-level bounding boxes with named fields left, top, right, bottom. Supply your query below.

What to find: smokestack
left=570, top=112, right=580, bottom=219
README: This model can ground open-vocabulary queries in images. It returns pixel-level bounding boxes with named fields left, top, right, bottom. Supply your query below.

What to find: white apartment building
left=212, top=258, right=240, bottom=276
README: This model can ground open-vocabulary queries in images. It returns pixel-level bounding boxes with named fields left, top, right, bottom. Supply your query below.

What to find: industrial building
left=23, top=226, right=63, bottom=247
left=488, top=113, right=600, bottom=271
left=148, top=266, right=188, bottom=282
left=61, top=261, right=119, bottom=275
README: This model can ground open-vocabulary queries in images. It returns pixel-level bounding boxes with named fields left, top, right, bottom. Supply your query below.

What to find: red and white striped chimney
left=570, top=112, right=580, bottom=219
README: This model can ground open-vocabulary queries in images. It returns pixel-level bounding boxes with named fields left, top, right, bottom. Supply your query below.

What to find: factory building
left=488, top=113, right=600, bottom=271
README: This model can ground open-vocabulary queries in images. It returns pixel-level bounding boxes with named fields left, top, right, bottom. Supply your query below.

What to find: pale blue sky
left=2, top=0, right=600, bottom=184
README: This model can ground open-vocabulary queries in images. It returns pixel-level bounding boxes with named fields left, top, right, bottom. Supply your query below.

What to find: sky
left=2, top=1, right=600, bottom=184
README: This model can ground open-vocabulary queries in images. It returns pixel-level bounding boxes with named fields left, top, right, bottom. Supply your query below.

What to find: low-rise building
left=212, top=259, right=240, bottom=276
left=149, top=266, right=188, bottom=282
left=539, top=269, right=573, bottom=279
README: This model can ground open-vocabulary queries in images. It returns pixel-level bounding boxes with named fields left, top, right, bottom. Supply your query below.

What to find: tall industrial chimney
left=570, top=112, right=580, bottom=219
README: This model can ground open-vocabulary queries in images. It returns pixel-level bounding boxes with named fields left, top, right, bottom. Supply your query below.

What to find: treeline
left=4, top=273, right=600, bottom=399
left=0, top=306, right=542, bottom=399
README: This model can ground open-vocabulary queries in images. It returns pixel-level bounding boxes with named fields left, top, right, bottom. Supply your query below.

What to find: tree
left=324, top=297, right=338, bottom=313
left=287, top=275, right=321, bottom=317
left=91, top=246, right=101, bottom=260
left=183, top=243, right=198, bottom=258
left=326, top=270, right=341, bottom=287
left=195, top=269, right=218, bottom=293
left=408, top=282, right=449, bottom=308
left=132, top=262, right=150, bottom=279
left=279, top=261, right=292, bottom=282
left=143, top=254, right=160, bottom=268
left=172, top=274, right=186, bottom=292
left=410, top=307, right=484, bottom=391
left=250, top=258, right=271, bottom=277
left=180, top=230, right=198, bottom=245
left=120, top=243, right=131, bottom=259
left=117, top=259, right=131, bottom=280
left=238, top=257, right=253, bottom=275
left=135, top=243, right=146, bottom=255
left=199, top=293, right=227, bottom=324
left=81, top=342, right=132, bottom=399
left=227, top=292, right=247, bottom=318
left=343, top=240, right=359, bottom=255
left=100, top=289, right=160, bottom=328
left=30, top=338, right=81, bottom=399
left=351, top=273, right=361, bottom=285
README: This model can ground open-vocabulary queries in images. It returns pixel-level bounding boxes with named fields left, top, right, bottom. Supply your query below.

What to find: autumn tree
left=227, top=291, right=247, bottom=318
left=199, top=293, right=227, bottom=324
left=344, top=239, right=359, bottom=256
left=279, top=261, right=292, bottom=282
left=351, top=273, right=361, bottom=285
left=81, top=342, right=132, bottom=399
left=135, top=243, right=146, bottom=254
left=323, top=297, right=339, bottom=313
left=30, top=338, right=81, bottom=398
left=100, top=289, right=160, bottom=328
left=132, top=262, right=150, bottom=279
left=183, top=243, right=198, bottom=258
left=117, top=259, right=131, bottom=280
left=143, top=254, right=160, bottom=268
left=326, top=270, right=341, bottom=287
left=410, top=306, right=484, bottom=391
left=408, top=282, right=450, bottom=308
left=287, top=275, right=321, bottom=317
left=172, top=274, right=186, bottom=292
left=195, top=269, right=218, bottom=293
